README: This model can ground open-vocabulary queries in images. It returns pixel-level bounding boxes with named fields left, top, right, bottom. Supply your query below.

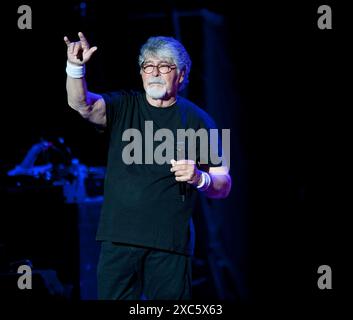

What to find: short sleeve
left=198, top=113, right=224, bottom=168
left=101, top=91, right=124, bottom=133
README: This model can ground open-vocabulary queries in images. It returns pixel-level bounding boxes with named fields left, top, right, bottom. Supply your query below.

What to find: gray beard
left=146, top=86, right=167, bottom=99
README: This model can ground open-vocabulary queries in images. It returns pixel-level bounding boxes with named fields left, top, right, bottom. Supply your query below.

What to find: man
left=64, top=32, right=231, bottom=300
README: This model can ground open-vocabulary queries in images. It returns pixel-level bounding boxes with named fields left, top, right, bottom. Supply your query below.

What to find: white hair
left=138, top=36, right=192, bottom=92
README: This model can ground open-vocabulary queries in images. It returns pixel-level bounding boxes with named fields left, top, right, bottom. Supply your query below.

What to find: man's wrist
left=66, top=61, right=86, bottom=78
left=196, top=171, right=211, bottom=192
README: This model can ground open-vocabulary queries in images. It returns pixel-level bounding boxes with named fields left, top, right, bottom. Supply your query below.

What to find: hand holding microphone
left=170, top=159, right=202, bottom=185
left=170, top=159, right=203, bottom=201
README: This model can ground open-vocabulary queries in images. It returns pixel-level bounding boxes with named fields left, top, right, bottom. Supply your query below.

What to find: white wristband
left=196, top=171, right=211, bottom=192
left=66, top=61, right=86, bottom=78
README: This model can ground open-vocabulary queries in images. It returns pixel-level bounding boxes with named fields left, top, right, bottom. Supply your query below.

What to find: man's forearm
left=66, top=76, right=91, bottom=115
left=203, top=173, right=232, bottom=199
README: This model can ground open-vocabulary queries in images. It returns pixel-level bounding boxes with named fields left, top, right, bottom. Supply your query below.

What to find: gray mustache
left=148, top=78, right=166, bottom=85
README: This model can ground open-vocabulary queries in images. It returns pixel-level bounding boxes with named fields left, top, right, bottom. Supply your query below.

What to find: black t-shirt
left=96, top=91, right=221, bottom=255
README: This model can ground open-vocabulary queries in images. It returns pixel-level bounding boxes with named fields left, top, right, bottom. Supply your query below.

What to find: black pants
left=97, top=241, right=192, bottom=300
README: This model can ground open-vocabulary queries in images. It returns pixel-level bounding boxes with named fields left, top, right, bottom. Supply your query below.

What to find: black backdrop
left=0, top=0, right=349, bottom=310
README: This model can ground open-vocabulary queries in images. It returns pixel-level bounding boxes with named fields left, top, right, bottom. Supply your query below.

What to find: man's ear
left=179, top=69, right=185, bottom=84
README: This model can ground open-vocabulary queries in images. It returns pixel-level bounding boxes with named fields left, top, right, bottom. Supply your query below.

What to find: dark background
left=0, top=0, right=349, bottom=309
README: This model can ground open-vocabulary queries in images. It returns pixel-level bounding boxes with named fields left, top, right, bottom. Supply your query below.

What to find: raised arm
left=64, top=32, right=106, bottom=127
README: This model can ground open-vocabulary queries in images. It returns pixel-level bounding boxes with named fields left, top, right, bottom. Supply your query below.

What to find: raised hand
left=64, top=32, right=97, bottom=66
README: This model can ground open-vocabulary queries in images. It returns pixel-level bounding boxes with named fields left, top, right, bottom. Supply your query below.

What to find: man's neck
left=146, top=94, right=177, bottom=108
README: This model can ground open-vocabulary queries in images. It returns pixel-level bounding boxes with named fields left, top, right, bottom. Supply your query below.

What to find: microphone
left=176, top=141, right=186, bottom=202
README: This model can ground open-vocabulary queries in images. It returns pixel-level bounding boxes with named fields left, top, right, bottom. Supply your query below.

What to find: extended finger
left=78, top=32, right=89, bottom=49
left=64, top=36, right=75, bottom=54
left=85, top=46, right=98, bottom=58
left=63, top=36, right=71, bottom=46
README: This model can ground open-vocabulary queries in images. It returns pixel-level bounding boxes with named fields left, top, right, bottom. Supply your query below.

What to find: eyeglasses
left=141, top=63, right=177, bottom=74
